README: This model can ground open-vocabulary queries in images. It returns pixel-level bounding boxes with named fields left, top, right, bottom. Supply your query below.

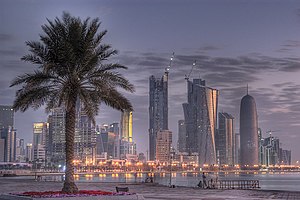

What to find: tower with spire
left=148, top=53, right=174, bottom=161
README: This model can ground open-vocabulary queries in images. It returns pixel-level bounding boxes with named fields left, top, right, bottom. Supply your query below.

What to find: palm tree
left=10, top=12, right=135, bottom=193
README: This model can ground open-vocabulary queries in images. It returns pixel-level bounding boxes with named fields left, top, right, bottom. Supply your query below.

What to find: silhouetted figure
left=202, top=173, right=207, bottom=188
left=197, top=180, right=202, bottom=188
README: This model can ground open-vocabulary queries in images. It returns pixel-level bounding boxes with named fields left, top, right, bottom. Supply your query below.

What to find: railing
left=218, top=180, right=260, bottom=189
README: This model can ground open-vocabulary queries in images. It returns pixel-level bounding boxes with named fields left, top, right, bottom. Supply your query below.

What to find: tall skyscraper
left=234, top=133, right=240, bottom=165
left=110, top=123, right=120, bottom=159
left=149, top=71, right=169, bottom=161
left=120, top=111, right=133, bottom=142
left=26, top=143, right=33, bottom=162
left=0, top=127, right=16, bottom=162
left=177, top=120, right=186, bottom=153
left=74, top=101, right=96, bottom=163
left=0, top=105, right=15, bottom=162
left=240, top=91, right=259, bottom=167
left=216, top=112, right=234, bottom=165
left=33, top=122, right=48, bottom=166
left=48, top=107, right=66, bottom=163
left=279, top=149, right=291, bottom=165
left=0, top=138, right=4, bottom=162
left=0, top=105, right=14, bottom=129
left=120, top=111, right=136, bottom=159
left=16, top=138, right=25, bottom=162
left=48, top=101, right=96, bottom=164
left=183, top=79, right=218, bottom=165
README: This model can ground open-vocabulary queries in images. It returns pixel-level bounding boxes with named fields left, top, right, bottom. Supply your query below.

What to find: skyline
left=1, top=0, right=300, bottom=162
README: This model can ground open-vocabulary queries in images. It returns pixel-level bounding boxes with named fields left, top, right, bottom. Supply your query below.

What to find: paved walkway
left=1, top=178, right=300, bottom=199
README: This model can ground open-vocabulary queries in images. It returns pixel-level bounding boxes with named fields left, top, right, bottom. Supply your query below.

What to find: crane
left=184, top=60, right=197, bottom=81
left=165, top=52, right=175, bottom=73
left=266, top=130, right=280, bottom=137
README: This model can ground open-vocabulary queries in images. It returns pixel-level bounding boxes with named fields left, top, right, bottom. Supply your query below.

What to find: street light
left=169, top=151, right=175, bottom=187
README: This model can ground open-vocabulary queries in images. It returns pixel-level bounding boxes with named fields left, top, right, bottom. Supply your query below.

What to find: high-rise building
left=0, top=138, right=5, bottom=162
left=156, top=130, right=172, bottom=163
left=48, top=101, right=96, bottom=165
left=234, top=133, right=240, bottom=165
left=96, top=124, right=116, bottom=159
left=33, top=122, right=48, bottom=166
left=0, top=105, right=14, bottom=129
left=258, top=128, right=264, bottom=165
left=0, top=105, right=15, bottom=162
left=120, top=111, right=136, bottom=159
left=149, top=71, right=169, bottom=161
left=0, top=126, right=16, bottom=162
left=120, top=111, right=133, bottom=142
left=48, top=107, right=66, bottom=163
left=110, top=123, right=120, bottom=159
left=26, top=143, right=33, bottom=162
left=240, top=91, right=259, bottom=168
left=216, top=112, right=234, bottom=166
left=74, top=101, right=96, bottom=163
left=183, top=79, right=219, bottom=165
left=279, top=149, right=291, bottom=165
left=16, top=138, right=26, bottom=162
left=177, top=120, right=186, bottom=153
left=260, top=133, right=280, bottom=166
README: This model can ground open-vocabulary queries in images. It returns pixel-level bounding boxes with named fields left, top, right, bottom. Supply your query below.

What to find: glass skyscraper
left=183, top=79, right=218, bottom=165
left=177, top=120, right=186, bottom=153
left=240, top=92, right=259, bottom=168
left=0, top=105, right=16, bottom=162
left=216, top=112, right=234, bottom=165
left=149, top=72, right=168, bottom=161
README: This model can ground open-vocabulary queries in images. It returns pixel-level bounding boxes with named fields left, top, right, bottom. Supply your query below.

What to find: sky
left=1, top=0, right=300, bottom=162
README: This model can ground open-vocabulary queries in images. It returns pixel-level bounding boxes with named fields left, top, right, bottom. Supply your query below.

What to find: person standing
left=202, top=172, right=207, bottom=188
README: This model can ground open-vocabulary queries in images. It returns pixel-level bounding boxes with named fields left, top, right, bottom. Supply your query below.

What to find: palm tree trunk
left=62, top=96, right=78, bottom=193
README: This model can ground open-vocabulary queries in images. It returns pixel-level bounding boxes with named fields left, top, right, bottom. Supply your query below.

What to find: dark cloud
left=272, top=82, right=294, bottom=88
left=200, top=45, right=221, bottom=51
left=279, top=62, right=300, bottom=72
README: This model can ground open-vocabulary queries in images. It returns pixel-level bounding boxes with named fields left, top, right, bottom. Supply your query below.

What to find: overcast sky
left=1, top=0, right=300, bottom=162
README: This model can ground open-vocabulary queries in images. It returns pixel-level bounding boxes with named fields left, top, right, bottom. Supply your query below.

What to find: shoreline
left=1, top=178, right=300, bottom=199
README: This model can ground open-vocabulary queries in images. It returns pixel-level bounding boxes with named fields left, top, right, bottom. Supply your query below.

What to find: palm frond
left=99, top=87, right=133, bottom=112
left=13, top=86, right=53, bottom=112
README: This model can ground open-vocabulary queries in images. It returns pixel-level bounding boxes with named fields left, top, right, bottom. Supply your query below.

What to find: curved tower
left=240, top=92, right=259, bottom=168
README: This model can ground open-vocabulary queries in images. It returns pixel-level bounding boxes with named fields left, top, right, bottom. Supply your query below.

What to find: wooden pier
left=218, top=180, right=260, bottom=189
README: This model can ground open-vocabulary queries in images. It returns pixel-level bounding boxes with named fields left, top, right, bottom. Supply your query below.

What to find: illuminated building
left=216, top=112, right=234, bottom=165
left=33, top=122, right=48, bottom=166
left=120, top=111, right=136, bottom=159
left=26, top=143, right=33, bottom=162
left=120, top=110, right=133, bottom=142
left=240, top=91, right=259, bottom=167
left=234, top=133, right=240, bottom=165
left=48, top=101, right=96, bottom=164
left=183, top=79, right=218, bottom=165
left=156, top=130, right=172, bottom=163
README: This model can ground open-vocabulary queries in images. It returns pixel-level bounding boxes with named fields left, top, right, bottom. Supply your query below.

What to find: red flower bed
left=14, top=190, right=117, bottom=198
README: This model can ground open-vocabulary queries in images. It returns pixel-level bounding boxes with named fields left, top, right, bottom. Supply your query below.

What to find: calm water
left=6, top=171, right=299, bottom=192
left=72, top=171, right=300, bottom=192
